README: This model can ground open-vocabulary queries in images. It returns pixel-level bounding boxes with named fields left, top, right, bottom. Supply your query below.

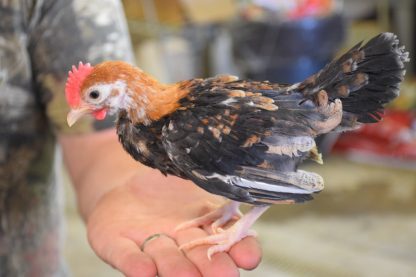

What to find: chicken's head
left=65, top=61, right=140, bottom=126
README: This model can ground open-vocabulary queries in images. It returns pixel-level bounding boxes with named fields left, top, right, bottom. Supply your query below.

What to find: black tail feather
left=299, top=32, right=409, bottom=126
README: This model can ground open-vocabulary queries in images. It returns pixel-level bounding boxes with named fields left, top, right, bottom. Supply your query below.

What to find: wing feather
left=162, top=78, right=324, bottom=204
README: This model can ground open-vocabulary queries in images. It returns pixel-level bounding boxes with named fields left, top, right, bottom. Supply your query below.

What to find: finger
left=96, top=238, right=157, bottom=277
left=176, top=228, right=239, bottom=277
left=142, top=234, right=201, bottom=277
left=229, top=237, right=262, bottom=270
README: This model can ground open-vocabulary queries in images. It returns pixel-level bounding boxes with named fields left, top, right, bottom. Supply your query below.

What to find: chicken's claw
left=179, top=220, right=258, bottom=260
left=175, top=201, right=242, bottom=234
left=178, top=204, right=268, bottom=260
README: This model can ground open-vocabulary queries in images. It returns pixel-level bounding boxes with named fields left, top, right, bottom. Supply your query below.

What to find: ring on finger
left=140, top=233, right=174, bottom=251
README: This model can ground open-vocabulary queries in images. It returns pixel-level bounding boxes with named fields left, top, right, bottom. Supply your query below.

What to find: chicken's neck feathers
left=125, top=78, right=190, bottom=126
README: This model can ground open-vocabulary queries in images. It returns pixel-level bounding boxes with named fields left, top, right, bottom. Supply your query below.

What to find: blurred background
left=64, top=0, right=416, bottom=276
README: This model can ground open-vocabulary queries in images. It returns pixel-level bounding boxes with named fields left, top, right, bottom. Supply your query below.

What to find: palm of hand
left=87, top=168, right=262, bottom=277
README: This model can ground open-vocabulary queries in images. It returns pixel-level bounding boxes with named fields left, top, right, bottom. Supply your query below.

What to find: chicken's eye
left=89, top=90, right=100, bottom=100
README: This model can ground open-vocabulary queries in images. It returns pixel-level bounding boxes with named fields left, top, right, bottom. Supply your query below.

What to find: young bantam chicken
left=66, top=33, right=409, bottom=259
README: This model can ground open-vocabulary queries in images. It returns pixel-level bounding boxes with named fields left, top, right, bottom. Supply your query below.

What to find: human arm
left=59, top=129, right=262, bottom=277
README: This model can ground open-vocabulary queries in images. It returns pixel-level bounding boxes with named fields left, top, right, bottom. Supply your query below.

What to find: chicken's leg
left=179, top=205, right=269, bottom=260
left=175, top=201, right=243, bottom=234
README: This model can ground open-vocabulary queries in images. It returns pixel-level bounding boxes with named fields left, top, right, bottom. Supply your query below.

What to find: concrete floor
left=64, top=157, right=416, bottom=276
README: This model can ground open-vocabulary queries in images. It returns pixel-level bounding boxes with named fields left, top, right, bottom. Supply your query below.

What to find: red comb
left=65, top=62, right=94, bottom=108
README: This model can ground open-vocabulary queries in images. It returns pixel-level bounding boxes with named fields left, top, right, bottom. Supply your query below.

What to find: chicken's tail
left=298, top=32, right=409, bottom=129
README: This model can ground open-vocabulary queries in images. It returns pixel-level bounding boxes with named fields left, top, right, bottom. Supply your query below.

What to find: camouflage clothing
left=0, top=0, right=134, bottom=276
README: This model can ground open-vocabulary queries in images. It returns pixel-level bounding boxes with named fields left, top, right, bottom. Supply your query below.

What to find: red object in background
left=289, top=0, right=333, bottom=19
left=332, top=110, right=416, bottom=163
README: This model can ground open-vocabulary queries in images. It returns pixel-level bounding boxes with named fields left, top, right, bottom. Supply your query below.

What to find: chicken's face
left=65, top=61, right=144, bottom=126
left=66, top=61, right=191, bottom=127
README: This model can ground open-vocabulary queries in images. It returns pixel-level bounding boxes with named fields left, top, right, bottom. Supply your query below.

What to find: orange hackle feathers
left=65, top=62, right=94, bottom=108
left=141, top=83, right=192, bottom=122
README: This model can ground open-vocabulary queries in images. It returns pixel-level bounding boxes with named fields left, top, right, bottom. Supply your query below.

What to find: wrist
left=75, top=170, right=138, bottom=221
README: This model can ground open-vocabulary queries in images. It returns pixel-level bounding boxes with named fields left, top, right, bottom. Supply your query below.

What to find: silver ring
left=140, top=233, right=173, bottom=251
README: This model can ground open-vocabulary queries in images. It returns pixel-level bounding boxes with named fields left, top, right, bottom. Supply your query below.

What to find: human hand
left=86, top=166, right=262, bottom=277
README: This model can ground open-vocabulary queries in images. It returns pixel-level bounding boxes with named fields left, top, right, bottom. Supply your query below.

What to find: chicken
left=65, top=33, right=409, bottom=259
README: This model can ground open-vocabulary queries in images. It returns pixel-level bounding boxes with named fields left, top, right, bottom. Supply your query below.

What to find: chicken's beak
left=67, top=106, right=91, bottom=127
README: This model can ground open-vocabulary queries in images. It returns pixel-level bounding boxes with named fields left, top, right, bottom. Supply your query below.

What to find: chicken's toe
left=175, top=201, right=242, bottom=234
